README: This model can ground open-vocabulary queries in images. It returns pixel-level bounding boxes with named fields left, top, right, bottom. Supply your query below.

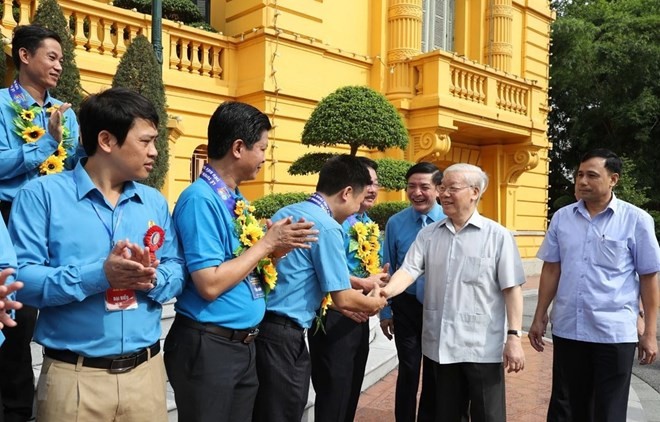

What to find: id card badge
left=105, top=288, right=138, bottom=311
left=246, top=273, right=265, bottom=300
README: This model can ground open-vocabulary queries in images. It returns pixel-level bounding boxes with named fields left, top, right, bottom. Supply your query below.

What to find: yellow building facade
left=1, top=0, right=553, bottom=259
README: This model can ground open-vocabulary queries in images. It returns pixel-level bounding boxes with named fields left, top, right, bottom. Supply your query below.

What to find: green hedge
left=252, top=192, right=310, bottom=220
left=368, top=201, right=409, bottom=230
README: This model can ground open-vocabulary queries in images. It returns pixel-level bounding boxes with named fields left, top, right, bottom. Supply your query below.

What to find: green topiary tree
left=112, top=35, right=169, bottom=190
left=32, top=0, right=84, bottom=111
left=251, top=192, right=310, bottom=220
left=368, top=201, right=409, bottom=230
left=289, top=85, right=411, bottom=190
left=115, top=0, right=205, bottom=25
left=0, top=43, right=6, bottom=87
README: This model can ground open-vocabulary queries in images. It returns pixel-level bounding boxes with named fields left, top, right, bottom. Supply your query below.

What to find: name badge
left=245, top=273, right=265, bottom=300
left=105, top=288, right=138, bottom=311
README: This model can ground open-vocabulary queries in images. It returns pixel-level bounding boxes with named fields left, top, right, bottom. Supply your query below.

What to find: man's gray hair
left=443, top=163, right=489, bottom=199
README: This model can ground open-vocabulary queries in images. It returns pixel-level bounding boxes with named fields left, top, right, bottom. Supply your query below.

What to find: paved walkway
left=354, top=275, right=658, bottom=421
left=354, top=340, right=553, bottom=421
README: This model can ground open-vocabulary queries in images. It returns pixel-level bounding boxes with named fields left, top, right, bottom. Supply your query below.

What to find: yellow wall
left=1, top=0, right=553, bottom=258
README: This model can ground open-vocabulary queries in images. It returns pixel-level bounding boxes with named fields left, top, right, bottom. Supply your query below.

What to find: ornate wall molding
left=411, top=130, right=452, bottom=162
left=504, top=146, right=540, bottom=184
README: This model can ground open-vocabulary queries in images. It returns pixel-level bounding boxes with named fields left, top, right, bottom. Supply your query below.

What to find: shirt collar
left=73, top=159, right=141, bottom=203
left=439, top=210, right=484, bottom=231
left=412, top=203, right=443, bottom=223
left=572, top=193, right=619, bottom=218
left=19, top=84, right=54, bottom=108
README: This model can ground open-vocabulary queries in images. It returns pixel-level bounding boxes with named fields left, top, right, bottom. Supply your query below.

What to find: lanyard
left=8, top=80, right=30, bottom=109
left=199, top=163, right=239, bottom=214
left=307, top=192, right=332, bottom=217
left=91, top=201, right=126, bottom=250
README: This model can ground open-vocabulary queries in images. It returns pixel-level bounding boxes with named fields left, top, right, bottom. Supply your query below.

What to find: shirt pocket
left=462, top=256, right=496, bottom=285
left=594, top=238, right=628, bottom=271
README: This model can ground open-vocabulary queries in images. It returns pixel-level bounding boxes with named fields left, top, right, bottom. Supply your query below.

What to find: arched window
left=190, top=144, right=208, bottom=182
left=422, top=0, right=455, bottom=52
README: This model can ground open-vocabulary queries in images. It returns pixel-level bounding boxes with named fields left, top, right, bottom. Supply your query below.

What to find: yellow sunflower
left=240, top=223, right=263, bottom=247
left=22, top=126, right=46, bottom=143
left=20, top=109, right=35, bottom=121
left=365, top=253, right=380, bottom=275
left=234, top=200, right=246, bottom=217
left=320, top=293, right=333, bottom=317
left=353, top=223, right=368, bottom=241
left=262, top=260, right=277, bottom=290
left=39, top=156, right=64, bottom=175
left=52, top=144, right=68, bottom=161
left=248, top=205, right=256, bottom=213
left=368, top=223, right=380, bottom=238
left=359, top=239, right=372, bottom=255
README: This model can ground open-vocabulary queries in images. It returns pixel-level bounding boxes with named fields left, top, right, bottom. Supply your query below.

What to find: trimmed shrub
left=252, top=192, right=310, bottom=220
left=374, top=157, right=415, bottom=191
left=115, top=0, right=204, bottom=24
left=32, top=0, right=84, bottom=111
left=368, top=201, right=409, bottom=230
left=112, top=35, right=169, bottom=190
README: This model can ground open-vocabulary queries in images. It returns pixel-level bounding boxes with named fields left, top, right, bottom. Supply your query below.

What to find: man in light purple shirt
left=529, top=148, right=660, bottom=422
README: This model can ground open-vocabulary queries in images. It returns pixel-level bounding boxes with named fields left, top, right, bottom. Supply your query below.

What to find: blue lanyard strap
left=307, top=192, right=332, bottom=217
left=199, top=163, right=239, bottom=214
left=91, top=201, right=126, bottom=249
left=8, top=80, right=30, bottom=109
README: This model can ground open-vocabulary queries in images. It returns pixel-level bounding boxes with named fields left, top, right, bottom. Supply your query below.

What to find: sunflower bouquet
left=233, top=200, right=277, bottom=294
left=313, top=293, right=333, bottom=335
left=10, top=102, right=74, bottom=175
left=348, top=221, right=382, bottom=277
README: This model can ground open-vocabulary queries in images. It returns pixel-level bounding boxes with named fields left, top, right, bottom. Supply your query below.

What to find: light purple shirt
left=537, top=195, right=660, bottom=343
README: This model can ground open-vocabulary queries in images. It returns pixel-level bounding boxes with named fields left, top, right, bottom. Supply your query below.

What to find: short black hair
left=12, top=25, right=62, bottom=70
left=356, top=156, right=378, bottom=171
left=405, top=161, right=439, bottom=181
left=431, top=169, right=443, bottom=185
left=79, top=87, right=159, bottom=157
left=580, top=148, right=622, bottom=175
left=207, top=101, right=272, bottom=159
left=316, top=155, right=371, bottom=196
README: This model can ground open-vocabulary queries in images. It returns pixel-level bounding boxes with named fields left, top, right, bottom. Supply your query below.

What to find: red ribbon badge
left=143, top=223, right=165, bottom=261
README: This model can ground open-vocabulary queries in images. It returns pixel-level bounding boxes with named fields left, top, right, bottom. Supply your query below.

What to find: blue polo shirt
left=0, top=86, right=80, bottom=202
left=173, top=178, right=266, bottom=329
left=11, top=161, right=186, bottom=357
left=342, top=212, right=383, bottom=276
left=0, top=218, right=17, bottom=347
left=380, top=203, right=445, bottom=319
left=266, top=200, right=351, bottom=329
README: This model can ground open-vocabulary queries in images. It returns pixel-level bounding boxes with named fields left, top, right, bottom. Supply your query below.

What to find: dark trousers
left=548, top=335, right=636, bottom=422
left=0, top=202, right=36, bottom=422
left=433, top=362, right=505, bottom=422
left=391, top=292, right=436, bottom=422
left=253, top=315, right=310, bottom=422
left=308, top=309, right=370, bottom=422
left=163, top=315, right=258, bottom=422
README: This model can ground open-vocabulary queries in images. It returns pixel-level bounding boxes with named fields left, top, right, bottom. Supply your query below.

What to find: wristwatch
left=507, top=329, right=522, bottom=337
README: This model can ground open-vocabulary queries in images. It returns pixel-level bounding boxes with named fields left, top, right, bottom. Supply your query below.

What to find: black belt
left=263, top=312, right=304, bottom=332
left=174, top=313, right=259, bottom=344
left=44, top=342, right=160, bottom=374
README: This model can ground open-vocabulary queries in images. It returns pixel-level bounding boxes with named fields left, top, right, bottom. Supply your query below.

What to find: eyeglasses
left=369, top=182, right=381, bottom=189
left=437, top=185, right=472, bottom=195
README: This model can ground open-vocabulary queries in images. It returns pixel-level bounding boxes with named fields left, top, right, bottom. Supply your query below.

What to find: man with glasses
left=381, top=163, right=525, bottom=422
left=379, top=162, right=444, bottom=421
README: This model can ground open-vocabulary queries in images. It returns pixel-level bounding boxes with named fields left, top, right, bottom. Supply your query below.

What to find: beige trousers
left=36, top=352, right=168, bottom=422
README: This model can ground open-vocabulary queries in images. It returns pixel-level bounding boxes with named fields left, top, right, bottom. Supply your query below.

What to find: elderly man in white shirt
left=381, top=163, right=525, bottom=422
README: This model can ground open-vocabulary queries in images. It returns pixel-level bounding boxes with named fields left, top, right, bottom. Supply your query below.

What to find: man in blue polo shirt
left=164, top=101, right=318, bottom=422
left=380, top=162, right=445, bottom=422
left=253, top=155, right=388, bottom=422
left=0, top=25, right=80, bottom=421
left=11, top=88, right=186, bottom=421
left=308, top=156, right=389, bottom=422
